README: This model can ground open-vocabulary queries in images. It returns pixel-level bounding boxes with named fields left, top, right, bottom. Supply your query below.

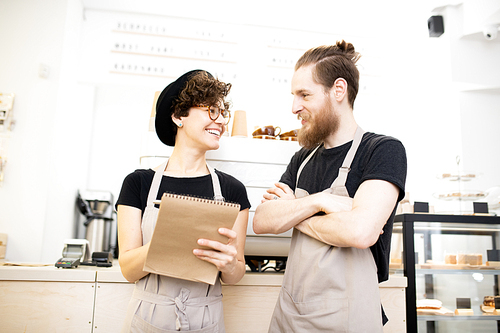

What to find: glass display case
left=392, top=213, right=500, bottom=333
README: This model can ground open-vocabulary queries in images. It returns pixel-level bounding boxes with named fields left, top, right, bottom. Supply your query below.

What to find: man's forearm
left=257, top=179, right=399, bottom=247
left=294, top=211, right=372, bottom=248
left=253, top=195, right=320, bottom=234
left=295, top=197, right=395, bottom=249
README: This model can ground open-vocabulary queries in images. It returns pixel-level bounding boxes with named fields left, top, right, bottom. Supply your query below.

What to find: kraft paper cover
left=144, top=193, right=240, bottom=285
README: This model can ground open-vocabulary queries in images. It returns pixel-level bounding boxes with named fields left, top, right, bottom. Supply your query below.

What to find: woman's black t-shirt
left=116, top=169, right=251, bottom=215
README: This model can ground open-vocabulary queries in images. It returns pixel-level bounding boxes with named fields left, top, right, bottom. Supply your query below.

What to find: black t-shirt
left=116, top=169, right=251, bottom=215
left=280, top=132, right=407, bottom=283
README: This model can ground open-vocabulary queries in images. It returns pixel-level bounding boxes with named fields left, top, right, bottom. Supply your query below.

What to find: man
left=253, top=41, right=407, bottom=332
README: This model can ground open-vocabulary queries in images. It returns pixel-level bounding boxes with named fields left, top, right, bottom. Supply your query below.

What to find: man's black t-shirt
left=116, top=169, right=251, bottom=214
left=280, top=132, right=407, bottom=283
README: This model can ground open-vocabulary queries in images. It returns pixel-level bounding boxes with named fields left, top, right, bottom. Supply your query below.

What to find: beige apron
left=269, top=127, right=383, bottom=333
left=122, top=160, right=226, bottom=333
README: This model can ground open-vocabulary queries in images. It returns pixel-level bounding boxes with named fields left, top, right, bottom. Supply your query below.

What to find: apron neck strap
left=146, top=159, right=225, bottom=207
left=329, top=126, right=365, bottom=189
left=206, top=163, right=224, bottom=202
left=146, top=159, right=169, bottom=206
left=295, top=145, right=321, bottom=190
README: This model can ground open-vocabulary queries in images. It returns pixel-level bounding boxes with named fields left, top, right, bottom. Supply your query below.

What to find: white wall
left=440, top=3, right=500, bottom=213
left=0, top=0, right=498, bottom=262
left=1, top=0, right=68, bottom=261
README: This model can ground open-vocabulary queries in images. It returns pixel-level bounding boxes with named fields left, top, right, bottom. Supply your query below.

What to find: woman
left=116, top=70, right=250, bottom=332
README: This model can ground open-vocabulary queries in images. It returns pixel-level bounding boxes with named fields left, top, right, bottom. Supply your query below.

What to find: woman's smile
left=206, top=128, right=221, bottom=137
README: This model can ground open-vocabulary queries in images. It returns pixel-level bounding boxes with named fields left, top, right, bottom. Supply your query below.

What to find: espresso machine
left=75, top=190, right=117, bottom=262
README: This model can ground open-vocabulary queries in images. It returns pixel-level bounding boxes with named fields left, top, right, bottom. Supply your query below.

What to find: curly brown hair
left=172, top=72, right=232, bottom=119
left=295, top=40, right=361, bottom=108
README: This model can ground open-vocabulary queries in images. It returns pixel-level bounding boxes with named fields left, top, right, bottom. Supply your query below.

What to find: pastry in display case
left=416, top=299, right=454, bottom=316
left=480, top=296, right=500, bottom=314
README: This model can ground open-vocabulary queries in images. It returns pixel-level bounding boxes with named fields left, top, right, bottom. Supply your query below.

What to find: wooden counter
left=0, top=263, right=406, bottom=332
left=222, top=273, right=407, bottom=333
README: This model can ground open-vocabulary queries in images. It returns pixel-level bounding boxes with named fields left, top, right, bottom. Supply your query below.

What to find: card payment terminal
left=55, top=239, right=90, bottom=268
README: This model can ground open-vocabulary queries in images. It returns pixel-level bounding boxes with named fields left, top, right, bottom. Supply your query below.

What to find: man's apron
left=269, top=127, right=383, bottom=333
left=122, top=159, right=225, bottom=333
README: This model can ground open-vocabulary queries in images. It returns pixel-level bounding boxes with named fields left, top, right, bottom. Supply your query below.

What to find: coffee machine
left=75, top=190, right=117, bottom=259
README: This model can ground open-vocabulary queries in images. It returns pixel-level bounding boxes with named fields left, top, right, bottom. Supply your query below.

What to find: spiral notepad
left=144, top=193, right=240, bottom=285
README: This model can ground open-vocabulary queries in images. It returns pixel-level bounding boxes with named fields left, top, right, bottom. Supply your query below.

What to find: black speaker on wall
left=428, top=15, right=444, bottom=37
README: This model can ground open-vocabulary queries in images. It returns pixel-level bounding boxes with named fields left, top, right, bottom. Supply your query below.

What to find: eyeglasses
left=195, top=105, right=231, bottom=125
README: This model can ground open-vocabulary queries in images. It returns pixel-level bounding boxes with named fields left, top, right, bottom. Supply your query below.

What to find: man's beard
left=298, top=98, right=339, bottom=149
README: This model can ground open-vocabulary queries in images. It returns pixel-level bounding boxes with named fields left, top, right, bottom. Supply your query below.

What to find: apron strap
left=329, top=126, right=365, bottom=189
left=146, top=159, right=169, bottom=208
left=206, top=163, right=224, bottom=202
left=132, top=287, right=222, bottom=306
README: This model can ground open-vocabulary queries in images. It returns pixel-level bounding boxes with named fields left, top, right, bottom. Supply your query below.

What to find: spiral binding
left=162, top=192, right=240, bottom=208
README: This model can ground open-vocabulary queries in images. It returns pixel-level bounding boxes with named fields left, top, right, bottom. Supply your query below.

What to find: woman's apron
left=122, top=159, right=226, bottom=333
left=269, top=127, right=383, bottom=333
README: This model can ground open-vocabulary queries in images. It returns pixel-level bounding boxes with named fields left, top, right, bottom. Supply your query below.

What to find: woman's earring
left=177, top=122, right=183, bottom=127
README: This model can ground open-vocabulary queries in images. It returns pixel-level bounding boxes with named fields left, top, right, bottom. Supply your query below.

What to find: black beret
left=155, top=69, right=213, bottom=146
